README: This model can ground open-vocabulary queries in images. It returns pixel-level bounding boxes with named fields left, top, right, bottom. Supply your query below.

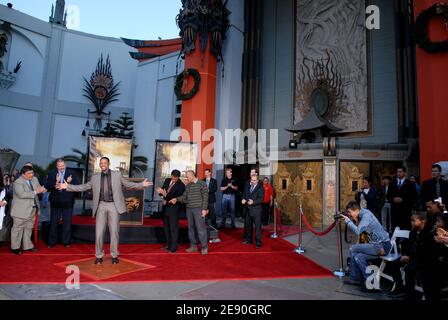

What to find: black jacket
left=203, top=178, right=217, bottom=204
left=387, top=178, right=418, bottom=228
left=160, top=178, right=185, bottom=214
left=355, top=187, right=380, bottom=214
left=421, top=178, right=448, bottom=206
left=45, top=169, right=78, bottom=207
left=242, top=180, right=264, bottom=214
left=402, top=226, right=436, bottom=269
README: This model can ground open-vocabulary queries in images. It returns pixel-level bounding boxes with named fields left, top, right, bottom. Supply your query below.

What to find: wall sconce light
left=289, top=140, right=298, bottom=149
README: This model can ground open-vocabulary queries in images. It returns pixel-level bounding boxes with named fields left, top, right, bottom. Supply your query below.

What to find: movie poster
left=88, top=136, right=133, bottom=179
left=153, top=140, right=198, bottom=201
left=121, top=178, right=145, bottom=225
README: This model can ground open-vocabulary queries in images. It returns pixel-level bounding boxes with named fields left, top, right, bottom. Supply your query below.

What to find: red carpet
left=0, top=227, right=331, bottom=284
left=71, top=215, right=189, bottom=228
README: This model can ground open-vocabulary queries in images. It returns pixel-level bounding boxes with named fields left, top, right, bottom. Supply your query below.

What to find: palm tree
left=62, top=148, right=87, bottom=168
left=131, top=156, right=148, bottom=176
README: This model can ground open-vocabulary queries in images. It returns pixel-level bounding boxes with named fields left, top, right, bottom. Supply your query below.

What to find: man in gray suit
left=10, top=165, right=47, bottom=254
left=57, top=157, right=152, bottom=264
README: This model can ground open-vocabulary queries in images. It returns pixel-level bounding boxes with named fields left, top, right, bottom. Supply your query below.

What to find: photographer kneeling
left=342, top=201, right=391, bottom=290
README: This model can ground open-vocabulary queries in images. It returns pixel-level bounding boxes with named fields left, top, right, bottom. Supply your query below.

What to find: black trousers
left=244, top=206, right=262, bottom=246
left=207, top=202, right=216, bottom=228
left=163, top=207, right=180, bottom=251
left=49, top=206, right=73, bottom=246
left=390, top=259, right=440, bottom=300
left=262, top=203, right=271, bottom=225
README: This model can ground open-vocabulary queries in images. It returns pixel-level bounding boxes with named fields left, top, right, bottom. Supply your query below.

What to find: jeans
left=349, top=241, right=392, bottom=282
left=381, top=203, right=391, bottom=233
left=221, top=194, right=235, bottom=227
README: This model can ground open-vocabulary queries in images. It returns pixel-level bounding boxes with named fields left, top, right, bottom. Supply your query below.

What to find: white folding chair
left=375, top=227, right=410, bottom=285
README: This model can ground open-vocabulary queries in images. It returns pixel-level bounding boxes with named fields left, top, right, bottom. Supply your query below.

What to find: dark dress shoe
left=256, top=243, right=262, bottom=249
left=343, top=279, right=361, bottom=286
left=11, top=249, right=22, bottom=255
left=160, top=245, right=169, bottom=251
left=168, top=250, right=176, bottom=254
left=242, top=241, right=252, bottom=245
left=112, top=257, right=119, bottom=264
left=64, top=244, right=71, bottom=248
left=48, top=244, right=55, bottom=249
left=23, top=248, right=37, bottom=252
left=94, top=258, right=103, bottom=265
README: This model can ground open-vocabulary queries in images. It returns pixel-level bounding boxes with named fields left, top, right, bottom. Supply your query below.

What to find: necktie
left=206, top=179, right=210, bottom=188
left=436, top=181, right=441, bottom=198
left=398, top=180, right=402, bottom=188
left=28, top=180, right=37, bottom=207
left=59, top=171, right=65, bottom=183
left=167, top=181, right=175, bottom=193
left=250, top=183, right=255, bottom=193
left=103, top=173, right=110, bottom=201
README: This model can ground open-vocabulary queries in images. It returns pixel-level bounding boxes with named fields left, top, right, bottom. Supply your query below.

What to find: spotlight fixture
left=289, top=140, right=298, bottom=149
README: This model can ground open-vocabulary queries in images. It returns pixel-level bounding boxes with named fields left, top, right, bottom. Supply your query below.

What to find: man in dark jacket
left=45, top=159, right=78, bottom=248
left=242, top=168, right=265, bottom=249
left=421, top=164, right=448, bottom=206
left=387, top=167, right=418, bottom=230
left=203, top=169, right=218, bottom=228
left=156, top=170, right=185, bottom=253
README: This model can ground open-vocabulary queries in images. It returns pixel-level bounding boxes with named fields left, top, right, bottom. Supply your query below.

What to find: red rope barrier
left=301, top=210, right=337, bottom=237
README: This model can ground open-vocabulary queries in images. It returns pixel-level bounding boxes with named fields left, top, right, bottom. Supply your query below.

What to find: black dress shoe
left=64, top=244, right=71, bottom=248
left=343, top=279, right=361, bottom=286
left=48, top=244, right=55, bottom=249
left=11, top=249, right=22, bottom=255
left=94, top=258, right=103, bottom=265
left=23, top=248, right=37, bottom=252
left=256, top=243, right=262, bottom=249
left=112, top=257, right=119, bottom=264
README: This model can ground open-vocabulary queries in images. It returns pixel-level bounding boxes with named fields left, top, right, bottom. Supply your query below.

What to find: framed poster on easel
left=87, top=135, right=133, bottom=180
left=152, top=140, right=198, bottom=204
left=121, top=178, right=145, bottom=225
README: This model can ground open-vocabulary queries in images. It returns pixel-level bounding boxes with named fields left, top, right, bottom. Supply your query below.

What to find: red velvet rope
left=301, top=210, right=337, bottom=237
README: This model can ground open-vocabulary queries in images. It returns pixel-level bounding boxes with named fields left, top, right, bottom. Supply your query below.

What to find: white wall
left=7, top=26, right=47, bottom=97
left=0, top=105, right=38, bottom=154
left=57, top=31, right=138, bottom=109
left=50, top=114, right=87, bottom=158
left=132, top=52, right=183, bottom=178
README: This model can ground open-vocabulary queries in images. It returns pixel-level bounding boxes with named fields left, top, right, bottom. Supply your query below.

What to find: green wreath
left=414, top=3, right=448, bottom=54
left=174, top=68, right=201, bottom=100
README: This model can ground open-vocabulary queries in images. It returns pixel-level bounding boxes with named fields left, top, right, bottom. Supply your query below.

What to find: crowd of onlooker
left=345, top=164, right=448, bottom=300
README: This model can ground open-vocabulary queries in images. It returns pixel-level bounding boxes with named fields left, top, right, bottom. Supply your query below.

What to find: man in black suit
left=45, top=159, right=78, bottom=248
left=203, top=169, right=218, bottom=228
left=156, top=170, right=185, bottom=253
left=421, top=164, right=448, bottom=206
left=387, top=167, right=418, bottom=231
left=241, top=168, right=265, bottom=248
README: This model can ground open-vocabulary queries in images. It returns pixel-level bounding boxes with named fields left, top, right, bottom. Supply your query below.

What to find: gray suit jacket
left=66, top=171, right=144, bottom=217
left=11, top=176, right=41, bottom=219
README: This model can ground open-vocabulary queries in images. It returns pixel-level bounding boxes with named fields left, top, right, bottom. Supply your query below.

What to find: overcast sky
left=4, top=0, right=181, bottom=40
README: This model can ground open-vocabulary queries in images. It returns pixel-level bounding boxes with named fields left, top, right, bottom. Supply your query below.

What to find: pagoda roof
left=121, top=37, right=182, bottom=62
left=286, top=108, right=343, bottom=133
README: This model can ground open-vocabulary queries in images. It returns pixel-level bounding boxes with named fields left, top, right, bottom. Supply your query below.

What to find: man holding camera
left=341, top=201, right=391, bottom=289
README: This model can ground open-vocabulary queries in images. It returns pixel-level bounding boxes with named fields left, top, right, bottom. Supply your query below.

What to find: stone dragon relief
left=295, top=0, right=368, bottom=133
